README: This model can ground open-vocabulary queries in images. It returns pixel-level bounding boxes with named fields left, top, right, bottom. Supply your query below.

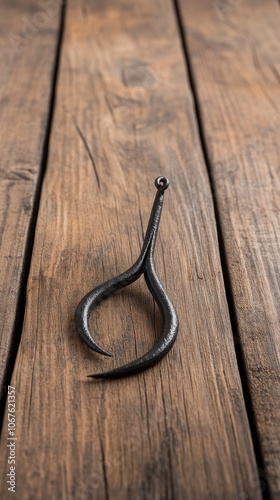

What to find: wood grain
left=0, top=0, right=62, bottom=404
left=0, top=0, right=260, bottom=498
left=178, top=0, right=280, bottom=496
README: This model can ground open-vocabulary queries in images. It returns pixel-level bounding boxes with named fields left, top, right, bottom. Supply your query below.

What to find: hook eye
left=155, top=176, right=169, bottom=191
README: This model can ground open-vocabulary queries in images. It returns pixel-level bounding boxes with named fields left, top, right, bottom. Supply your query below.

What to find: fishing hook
left=75, top=176, right=179, bottom=378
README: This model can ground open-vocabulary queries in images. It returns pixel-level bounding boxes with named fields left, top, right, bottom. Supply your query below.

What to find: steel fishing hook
left=75, top=176, right=179, bottom=378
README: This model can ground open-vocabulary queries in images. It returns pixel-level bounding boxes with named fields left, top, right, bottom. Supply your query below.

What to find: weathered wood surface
left=179, top=0, right=280, bottom=496
left=0, top=0, right=62, bottom=405
left=0, top=0, right=261, bottom=498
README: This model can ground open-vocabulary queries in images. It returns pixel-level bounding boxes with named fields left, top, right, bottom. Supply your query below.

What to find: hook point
left=102, top=351, right=113, bottom=358
left=89, top=345, right=113, bottom=357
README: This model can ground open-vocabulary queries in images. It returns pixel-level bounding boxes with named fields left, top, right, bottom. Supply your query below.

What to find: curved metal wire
left=75, top=176, right=179, bottom=378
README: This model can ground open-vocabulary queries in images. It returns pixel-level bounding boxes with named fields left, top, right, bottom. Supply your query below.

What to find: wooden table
left=0, top=0, right=279, bottom=498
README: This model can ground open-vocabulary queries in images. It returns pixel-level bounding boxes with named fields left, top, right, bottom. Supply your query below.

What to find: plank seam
left=171, top=0, right=270, bottom=498
left=0, top=1, right=67, bottom=434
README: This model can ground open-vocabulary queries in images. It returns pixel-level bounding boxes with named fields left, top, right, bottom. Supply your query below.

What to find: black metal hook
left=75, top=176, right=179, bottom=378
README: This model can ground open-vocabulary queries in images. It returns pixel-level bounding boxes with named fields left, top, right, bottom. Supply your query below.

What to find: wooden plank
left=0, top=0, right=260, bottom=498
left=178, top=0, right=280, bottom=496
left=0, top=0, right=62, bottom=404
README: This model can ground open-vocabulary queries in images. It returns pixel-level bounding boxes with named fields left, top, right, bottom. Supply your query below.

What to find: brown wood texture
left=179, top=0, right=280, bottom=496
left=0, top=0, right=262, bottom=498
left=0, top=0, right=62, bottom=403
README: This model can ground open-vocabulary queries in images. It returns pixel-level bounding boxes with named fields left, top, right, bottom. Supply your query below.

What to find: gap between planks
left=0, top=2, right=66, bottom=428
left=172, top=0, right=268, bottom=495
